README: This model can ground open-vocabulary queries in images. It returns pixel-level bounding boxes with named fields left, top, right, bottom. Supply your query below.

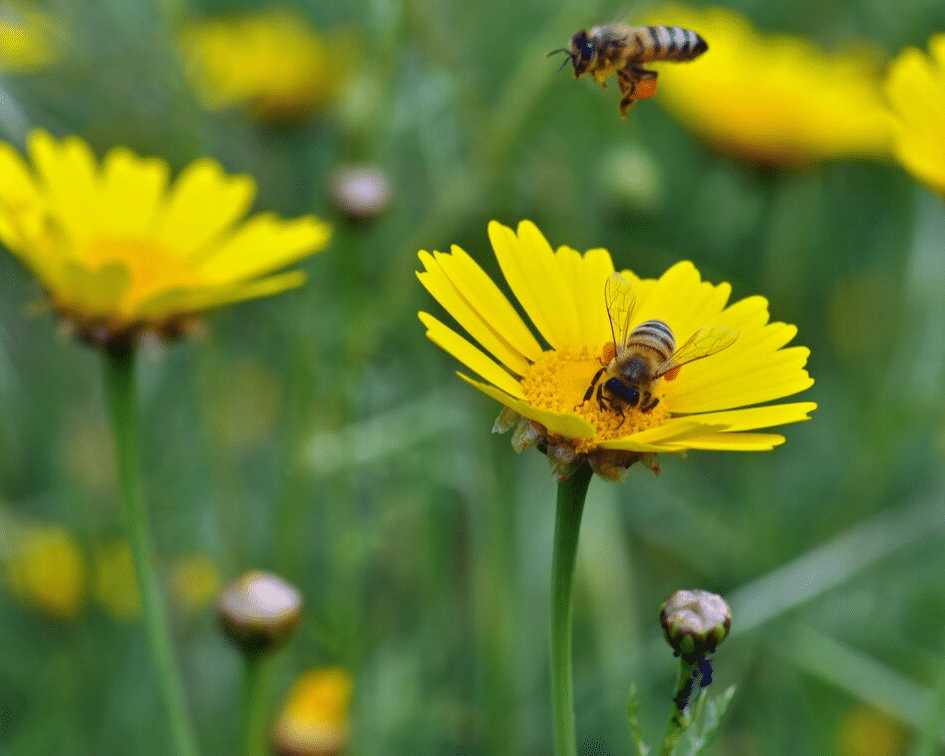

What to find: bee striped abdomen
left=641, top=25, right=708, bottom=62
left=626, top=319, right=675, bottom=362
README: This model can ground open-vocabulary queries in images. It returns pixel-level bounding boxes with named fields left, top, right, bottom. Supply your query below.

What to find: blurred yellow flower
left=640, top=5, right=892, bottom=165
left=836, top=704, right=907, bottom=756
left=179, top=9, right=354, bottom=121
left=0, top=5, right=59, bottom=72
left=170, top=552, right=220, bottom=615
left=6, top=524, right=86, bottom=619
left=418, top=220, right=815, bottom=480
left=886, top=34, right=945, bottom=196
left=0, top=130, right=331, bottom=347
left=272, top=668, right=354, bottom=756
left=93, top=539, right=141, bottom=621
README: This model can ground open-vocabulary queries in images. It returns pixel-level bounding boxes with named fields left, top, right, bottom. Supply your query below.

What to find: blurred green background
left=2, top=0, right=945, bottom=754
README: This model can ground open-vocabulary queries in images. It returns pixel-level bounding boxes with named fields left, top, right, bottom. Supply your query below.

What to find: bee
left=549, top=24, right=708, bottom=117
left=583, top=273, right=738, bottom=421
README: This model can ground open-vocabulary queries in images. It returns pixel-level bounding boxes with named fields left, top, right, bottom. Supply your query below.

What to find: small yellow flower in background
left=836, top=704, right=907, bottom=756
left=640, top=5, right=892, bottom=166
left=418, top=220, right=815, bottom=480
left=272, top=668, right=354, bottom=756
left=0, top=5, right=59, bottom=72
left=0, top=130, right=331, bottom=347
left=93, top=539, right=141, bottom=621
left=179, top=9, right=356, bottom=121
left=885, top=35, right=945, bottom=197
left=6, top=524, right=86, bottom=619
left=170, top=552, right=221, bottom=615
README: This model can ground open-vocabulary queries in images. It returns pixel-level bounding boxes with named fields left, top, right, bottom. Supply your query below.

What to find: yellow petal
left=135, top=270, right=306, bottom=318
left=417, top=248, right=539, bottom=375
left=99, top=148, right=170, bottom=237
left=154, top=158, right=255, bottom=257
left=197, top=213, right=331, bottom=281
left=28, top=131, right=100, bottom=248
left=554, top=245, right=615, bottom=348
left=420, top=312, right=524, bottom=398
left=489, top=220, right=582, bottom=351
left=458, top=373, right=597, bottom=438
left=674, top=401, right=816, bottom=431
left=668, top=432, right=786, bottom=451
left=435, top=245, right=544, bottom=360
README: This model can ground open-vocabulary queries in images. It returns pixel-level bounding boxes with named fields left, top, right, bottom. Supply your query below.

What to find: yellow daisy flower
left=6, top=524, right=86, bottom=620
left=418, top=220, right=815, bottom=481
left=0, top=5, right=59, bottom=72
left=272, top=668, right=354, bottom=756
left=885, top=34, right=945, bottom=196
left=0, top=130, right=331, bottom=346
left=179, top=9, right=354, bottom=121
left=639, top=5, right=892, bottom=165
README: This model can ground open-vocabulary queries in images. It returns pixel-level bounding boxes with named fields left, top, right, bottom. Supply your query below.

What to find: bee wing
left=655, top=324, right=739, bottom=377
left=604, top=272, right=636, bottom=351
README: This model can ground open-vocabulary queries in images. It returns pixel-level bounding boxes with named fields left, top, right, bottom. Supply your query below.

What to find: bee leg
left=616, top=69, right=641, bottom=118
left=596, top=382, right=609, bottom=412
left=582, top=366, right=607, bottom=405
left=641, top=397, right=660, bottom=414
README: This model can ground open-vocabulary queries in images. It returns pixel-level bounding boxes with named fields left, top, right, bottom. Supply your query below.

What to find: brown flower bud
left=218, top=570, right=303, bottom=654
left=660, top=589, right=731, bottom=661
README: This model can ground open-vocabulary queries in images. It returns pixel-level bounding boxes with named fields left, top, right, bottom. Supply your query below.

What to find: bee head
left=568, top=29, right=595, bottom=76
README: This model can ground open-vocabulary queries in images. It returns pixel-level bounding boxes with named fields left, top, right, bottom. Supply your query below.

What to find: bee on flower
left=418, top=220, right=815, bottom=481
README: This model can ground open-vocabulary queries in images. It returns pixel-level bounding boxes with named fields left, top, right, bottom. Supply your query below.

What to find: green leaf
left=626, top=685, right=650, bottom=756
left=676, top=685, right=736, bottom=756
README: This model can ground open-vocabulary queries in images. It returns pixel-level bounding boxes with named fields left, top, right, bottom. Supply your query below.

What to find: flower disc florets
left=419, top=220, right=815, bottom=481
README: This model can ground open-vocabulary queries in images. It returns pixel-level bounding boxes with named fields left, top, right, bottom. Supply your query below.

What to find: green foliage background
left=2, top=0, right=945, bottom=754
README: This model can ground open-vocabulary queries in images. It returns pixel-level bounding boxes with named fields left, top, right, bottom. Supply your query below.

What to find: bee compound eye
left=605, top=378, right=640, bottom=406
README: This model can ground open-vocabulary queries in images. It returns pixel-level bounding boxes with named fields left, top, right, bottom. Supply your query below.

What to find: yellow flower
left=92, top=539, right=141, bottom=621
left=885, top=34, right=945, bottom=196
left=640, top=5, right=892, bottom=165
left=0, top=5, right=59, bottom=72
left=0, top=130, right=331, bottom=346
left=179, top=9, right=354, bottom=121
left=6, top=524, right=86, bottom=620
left=170, top=552, right=220, bottom=615
left=418, top=221, right=815, bottom=481
left=272, top=668, right=354, bottom=756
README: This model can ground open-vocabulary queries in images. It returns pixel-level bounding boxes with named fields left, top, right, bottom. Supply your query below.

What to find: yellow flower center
left=82, top=237, right=199, bottom=296
left=520, top=347, right=670, bottom=452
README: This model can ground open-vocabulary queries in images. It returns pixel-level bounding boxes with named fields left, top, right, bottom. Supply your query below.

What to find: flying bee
left=548, top=24, right=708, bottom=117
left=583, top=273, right=738, bottom=421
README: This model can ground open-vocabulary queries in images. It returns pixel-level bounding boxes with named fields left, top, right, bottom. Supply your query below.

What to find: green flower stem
left=103, top=347, right=199, bottom=756
left=550, top=463, right=594, bottom=756
left=659, top=658, right=697, bottom=756
left=240, top=651, right=269, bottom=756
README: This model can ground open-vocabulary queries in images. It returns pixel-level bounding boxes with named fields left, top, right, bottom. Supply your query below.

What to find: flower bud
left=329, top=164, right=392, bottom=221
left=660, top=589, right=731, bottom=661
left=218, top=570, right=303, bottom=654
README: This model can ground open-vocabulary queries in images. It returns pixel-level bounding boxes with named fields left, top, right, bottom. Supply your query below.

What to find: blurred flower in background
left=0, top=4, right=59, bottom=72
left=272, top=667, right=354, bottom=756
left=836, top=704, right=907, bottom=756
left=179, top=8, right=358, bottom=122
left=418, top=220, right=815, bottom=481
left=885, top=34, right=945, bottom=197
left=170, top=552, right=221, bottom=616
left=640, top=5, right=892, bottom=166
left=0, top=130, right=331, bottom=347
left=5, top=523, right=86, bottom=620
left=92, top=538, right=141, bottom=621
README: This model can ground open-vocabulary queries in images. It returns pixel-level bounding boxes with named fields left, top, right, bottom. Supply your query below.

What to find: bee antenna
left=546, top=48, right=573, bottom=71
